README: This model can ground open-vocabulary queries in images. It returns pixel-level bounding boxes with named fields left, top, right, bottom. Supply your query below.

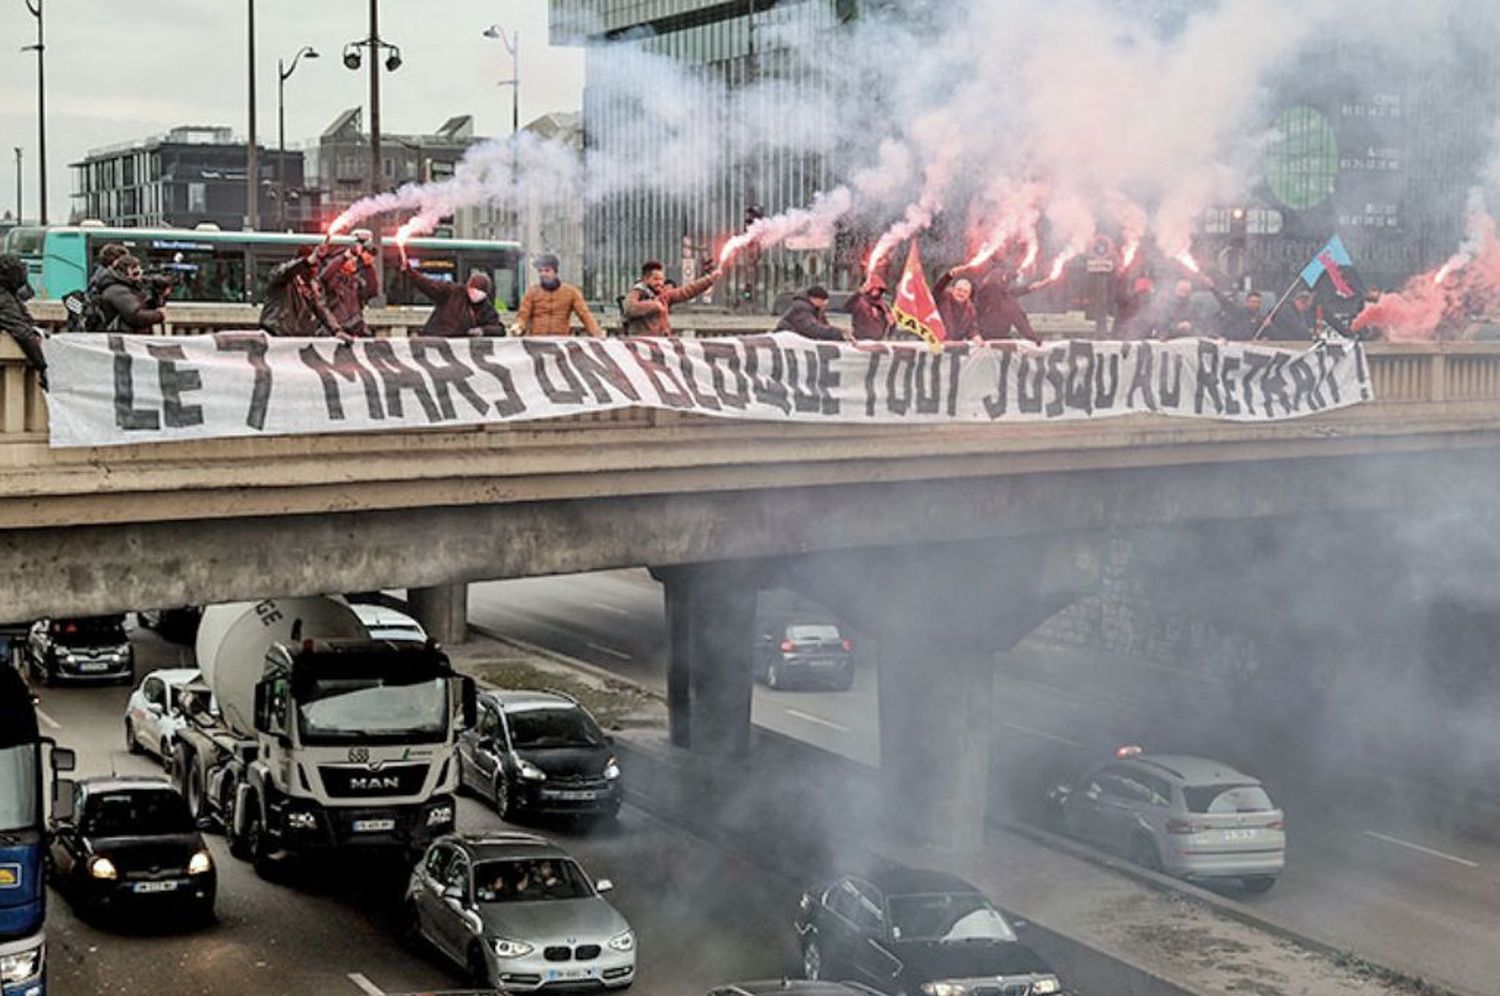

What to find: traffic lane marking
left=588, top=600, right=632, bottom=617
left=34, top=707, right=60, bottom=730
left=999, top=720, right=1081, bottom=748
left=782, top=708, right=851, bottom=733
left=585, top=641, right=633, bottom=661
left=1361, top=830, right=1479, bottom=868
left=347, top=972, right=384, bottom=995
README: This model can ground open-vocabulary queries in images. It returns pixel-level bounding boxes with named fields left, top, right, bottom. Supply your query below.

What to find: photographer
left=92, top=254, right=169, bottom=332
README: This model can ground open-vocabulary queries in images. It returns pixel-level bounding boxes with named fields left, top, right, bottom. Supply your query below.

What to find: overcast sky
left=0, top=0, right=584, bottom=224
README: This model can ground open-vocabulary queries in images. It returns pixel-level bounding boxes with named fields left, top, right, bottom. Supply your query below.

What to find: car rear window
left=1183, top=783, right=1274, bottom=814
left=787, top=625, right=840, bottom=642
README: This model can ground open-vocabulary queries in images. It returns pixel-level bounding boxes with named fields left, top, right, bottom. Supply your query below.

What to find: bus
left=1, top=225, right=526, bottom=312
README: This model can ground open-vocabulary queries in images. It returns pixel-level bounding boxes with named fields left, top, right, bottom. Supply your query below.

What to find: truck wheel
left=124, top=720, right=141, bottom=755
left=171, top=745, right=193, bottom=796
left=186, top=761, right=208, bottom=822
left=245, top=804, right=277, bottom=881
left=228, top=795, right=250, bottom=860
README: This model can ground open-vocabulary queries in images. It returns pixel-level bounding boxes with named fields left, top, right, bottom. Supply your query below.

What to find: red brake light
left=1268, top=818, right=1284, bottom=831
left=841, top=639, right=853, bottom=652
left=1166, top=819, right=1202, bottom=834
left=780, top=640, right=795, bottom=652
left=1114, top=744, right=1143, bottom=759
left=63, top=622, right=78, bottom=634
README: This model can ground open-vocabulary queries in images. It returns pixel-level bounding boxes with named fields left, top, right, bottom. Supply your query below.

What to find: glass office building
left=551, top=0, right=858, bottom=305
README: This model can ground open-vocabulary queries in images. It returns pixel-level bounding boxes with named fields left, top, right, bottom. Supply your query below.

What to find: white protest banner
left=41, top=332, right=1373, bottom=449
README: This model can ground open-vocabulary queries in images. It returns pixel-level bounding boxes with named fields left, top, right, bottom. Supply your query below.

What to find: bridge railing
left=2, top=338, right=1498, bottom=443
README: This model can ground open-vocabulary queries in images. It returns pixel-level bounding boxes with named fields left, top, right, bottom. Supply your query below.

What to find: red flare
left=1032, top=250, right=1080, bottom=289
left=1175, top=250, right=1202, bottom=275
left=1121, top=238, right=1141, bottom=269
left=720, top=232, right=756, bottom=269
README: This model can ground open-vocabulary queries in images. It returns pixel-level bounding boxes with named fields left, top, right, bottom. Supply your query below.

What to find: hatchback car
left=47, top=776, right=216, bottom=923
left=457, top=690, right=622, bottom=821
left=1044, top=748, right=1285, bottom=892
left=755, top=623, right=855, bottom=691
left=124, top=668, right=210, bottom=765
left=708, top=983, right=883, bottom=995
left=27, top=616, right=133, bottom=685
left=406, top=831, right=635, bottom=991
left=795, top=866, right=1063, bottom=995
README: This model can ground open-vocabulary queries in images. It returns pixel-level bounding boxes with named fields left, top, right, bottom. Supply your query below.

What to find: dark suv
left=27, top=615, right=133, bottom=685
left=457, top=690, right=622, bottom=821
left=756, top=623, right=855, bottom=691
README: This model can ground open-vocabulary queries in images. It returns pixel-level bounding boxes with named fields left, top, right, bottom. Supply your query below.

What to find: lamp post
left=482, top=25, right=520, bottom=138
left=278, top=45, right=319, bottom=231
left=344, top=0, right=402, bottom=303
left=12, top=148, right=20, bottom=224
left=21, top=0, right=46, bottom=224
left=246, top=0, right=259, bottom=231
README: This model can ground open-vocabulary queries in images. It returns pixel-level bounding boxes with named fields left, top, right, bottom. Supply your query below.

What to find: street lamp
left=278, top=45, right=319, bottom=231
left=12, top=148, right=21, bottom=224
left=482, top=25, right=520, bottom=137
left=21, top=0, right=46, bottom=224
left=344, top=0, right=402, bottom=304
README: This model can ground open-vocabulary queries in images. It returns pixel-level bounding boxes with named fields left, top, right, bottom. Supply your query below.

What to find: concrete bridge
left=5, top=336, right=1499, bottom=845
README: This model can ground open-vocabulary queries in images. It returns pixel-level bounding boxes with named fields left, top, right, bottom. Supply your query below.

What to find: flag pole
left=1254, top=275, right=1302, bottom=340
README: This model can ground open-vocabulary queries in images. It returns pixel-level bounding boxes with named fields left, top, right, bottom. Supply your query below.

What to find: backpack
left=80, top=292, right=116, bottom=332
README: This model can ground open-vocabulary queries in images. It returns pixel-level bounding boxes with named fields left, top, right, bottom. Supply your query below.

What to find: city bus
left=1, top=225, right=526, bottom=312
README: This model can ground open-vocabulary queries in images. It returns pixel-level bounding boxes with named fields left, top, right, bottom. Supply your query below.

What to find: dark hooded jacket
left=849, top=290, right=894, bottom=340
left=973, top=269, right=1039, bottom=344
left=775, top=295, right=841, bottom=340
left=0, top=255, right=47, bottom=385
left=259, top=255, right=338, bottom=337
left=407, top=269, right=505, bottom=338
left=94, top=269, right=165, bottom=331
left=320, top=250, right=380, bottom=337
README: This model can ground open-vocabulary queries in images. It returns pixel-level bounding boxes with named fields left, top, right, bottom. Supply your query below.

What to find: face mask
left=16, top=284, right=34, bottom=303
left=468, top=287, right=488, bottom=304
left=540, top=276, right=561, bottom=291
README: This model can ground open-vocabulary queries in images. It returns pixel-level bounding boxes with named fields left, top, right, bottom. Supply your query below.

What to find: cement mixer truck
left=171, top=597, right=475, bottom=879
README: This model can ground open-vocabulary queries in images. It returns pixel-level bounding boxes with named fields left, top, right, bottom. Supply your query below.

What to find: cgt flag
left=891, top=243, right=948, bottom=351
left=1299, top=235, right=1366, bottom=303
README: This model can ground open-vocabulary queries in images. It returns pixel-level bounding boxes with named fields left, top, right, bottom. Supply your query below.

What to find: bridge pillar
left=410, top=583, right=469, bottom=646
left=783, top=535, right=1102, bottom=851
left=655, top=562, right=767, bottom=756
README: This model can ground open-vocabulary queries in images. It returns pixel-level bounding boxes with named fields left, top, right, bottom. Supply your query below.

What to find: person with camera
left=91, top=253, right=169, bottom=332
left=320, top=230, right=380, bottom=338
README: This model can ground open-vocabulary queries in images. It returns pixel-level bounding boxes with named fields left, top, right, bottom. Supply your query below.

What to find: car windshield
left=0, top=745, right=38, bottom=833
left=787, top=624, right=840, bottom=642
left=298, top=674, right=449, bottom=744
left=473, top=858, right=595, bottom=903
left=506, top=706, right=605, bottom=749
left=887, top=892, right=1017, bottom=943
left=82, top=789, right=193, bottom=836
left=1183, top=783, right=1275, bottom=814
left=51, top=616, right=126, bottom=647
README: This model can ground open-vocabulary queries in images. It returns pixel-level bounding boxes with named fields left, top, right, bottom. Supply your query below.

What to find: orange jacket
left=516, top=282, right=602, bottom=337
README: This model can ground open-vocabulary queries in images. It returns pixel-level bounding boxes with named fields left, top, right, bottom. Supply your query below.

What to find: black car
left=709, top=984, right=883, bottom=995
left=47, top=776, right=216, bottom=923
left=794, top=867, right=1063, bottom=995
left=137, top=606, right=203, bottom=645
left=457, top=690, right=622, bottom=821
left=27, top=615, right=133, bottom=685
left=755, top=622, right=855, bottom=691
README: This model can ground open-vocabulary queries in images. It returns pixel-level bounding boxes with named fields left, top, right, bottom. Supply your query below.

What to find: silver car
left=405, top=831, right=636, bottom=991
left=1046, top=750, right=1285, bottom=892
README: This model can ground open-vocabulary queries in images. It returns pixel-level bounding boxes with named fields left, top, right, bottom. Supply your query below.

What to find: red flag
left=891, top=243, right=948, bottom=351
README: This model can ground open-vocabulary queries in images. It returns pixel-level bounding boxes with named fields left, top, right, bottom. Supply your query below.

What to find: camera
left=141, top=269, right=177, bottom=309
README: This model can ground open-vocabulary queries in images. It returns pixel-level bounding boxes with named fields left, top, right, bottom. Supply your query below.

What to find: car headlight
left=607, top=929, right=635, bottom=953
left=89, top=855, right=118, bottom=880
left=0, top=941, right=43, bottom=984
left=285, top=810, right=318, bottom=831
left=492, top=937, right=534, bottom=959
left=427, top=804, right=453, bottom=827
left=515, top=758, right=547, bottom=781
left=1032, top=979, right=1060, bottom=995
left=920, top=984, right=967, bottom=996
left=55, top=648, right=72, bottom=661
left=603, top=757, right=621, bottom=781
left=188, top=849, right=213, bottom=875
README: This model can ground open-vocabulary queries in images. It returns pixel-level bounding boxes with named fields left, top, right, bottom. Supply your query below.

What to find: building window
left=188, top=182, right=207, bottom=214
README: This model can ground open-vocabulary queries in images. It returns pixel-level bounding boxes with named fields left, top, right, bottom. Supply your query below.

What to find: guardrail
left=2, top=337, right=1498, bottom=442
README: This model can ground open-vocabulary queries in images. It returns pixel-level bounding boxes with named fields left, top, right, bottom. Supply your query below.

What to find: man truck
left=1, top=665, right=73, bottom=996
left=171, top=597, right=474, bottom=879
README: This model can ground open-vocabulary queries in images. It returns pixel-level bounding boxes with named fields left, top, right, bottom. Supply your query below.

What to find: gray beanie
left=534, top=252, right=561, bottom=271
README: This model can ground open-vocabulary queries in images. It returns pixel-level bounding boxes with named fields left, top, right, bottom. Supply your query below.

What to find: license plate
left=78, top=661, right=111, bottom=672
left=546, top=967, right=598, bottom=981
left=352, top=818, right=396, bottom=832
left=548, top=790, right=599, bottom=801
left=1223, top=829, right=1257, bottom=841
left=133, top=880, right=180, bottom=893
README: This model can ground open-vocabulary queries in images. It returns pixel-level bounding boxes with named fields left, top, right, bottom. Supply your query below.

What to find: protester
left=402, top=262, right=505, bottom=338
left=1113, top=275, right=1155, bottom=339
left=93, top=254, right=168, bottom=332
left=1266, top=289, right=1316, bottom=341
left=849, top=275, right=894, bottom=340
left=320, top=232, right=380, bottom=338
left=1206, top=282, right=1263, bottom=341
left=775, top=286, right=842, bottom=340
left=968, top=263, right=1041, bottom=344
left=1158, top=278, right=1214, bottom=338
left=0, top=254, right=48, bottom=389
left=259, top=245, right=338, bottom=337
left=515, top=253, right=601, bottom=337
left=933, top=273, right=978, bottom=341
left=622, top=260, right=719, bottom=336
